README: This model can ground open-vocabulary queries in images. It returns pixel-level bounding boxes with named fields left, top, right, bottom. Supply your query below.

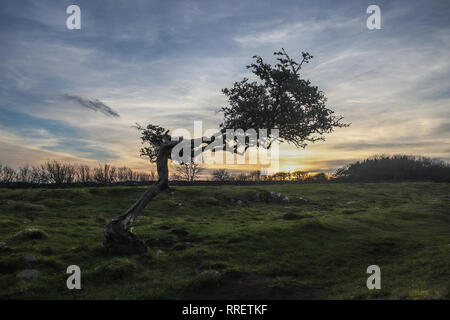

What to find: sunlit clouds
left=0, top=0, right=448, bottom=174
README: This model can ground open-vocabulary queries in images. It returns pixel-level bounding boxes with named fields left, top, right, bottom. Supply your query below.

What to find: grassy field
left=0, top=182, right=448, bottom=299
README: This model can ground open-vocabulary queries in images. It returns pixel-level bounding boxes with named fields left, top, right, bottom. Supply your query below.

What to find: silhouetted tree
left=312, top=172, right=328, bottom=182
left=0, top=165, right=16, bottom=183
left=212, top=169, right=231, bottom=182
left=335, top=155, right=450, bottom=181
left=77, top=164, right=91, bottom=184
left=103, top=49, right=348, bottom=253
left=292, top=170, right=308, bottom=181
left=93, top=164, right=116, bottom=183
left=43, top=161, right=76, bottom=184
left=174, top=162, right=202, bottom=182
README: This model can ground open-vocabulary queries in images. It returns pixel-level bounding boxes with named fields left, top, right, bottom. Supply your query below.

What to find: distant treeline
left=210, top=168, right=328, bottom=182
left=334, top=155, right=450, bottom=182
left=0, top=161, right=155, bottom=185
left=0, top=155, right=448, bottom=187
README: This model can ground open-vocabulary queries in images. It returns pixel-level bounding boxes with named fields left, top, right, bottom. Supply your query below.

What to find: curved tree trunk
left=103, top=141, right=174, bottom=254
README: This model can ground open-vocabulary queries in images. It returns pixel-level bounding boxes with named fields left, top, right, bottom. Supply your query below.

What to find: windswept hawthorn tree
left=103, top=49, right=348, bottom=253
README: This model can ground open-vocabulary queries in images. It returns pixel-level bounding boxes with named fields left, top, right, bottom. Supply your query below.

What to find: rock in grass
left=12, top=229, right=48, bottom=241
left=270, top=192, right=282, bottom=200
left=282, top=196, right=290, bottom=202
left=16, top=269, right=38, bottom=280
left=24, top=254, right=37, bottom=262
left=298, top=197, right=309, bottom=203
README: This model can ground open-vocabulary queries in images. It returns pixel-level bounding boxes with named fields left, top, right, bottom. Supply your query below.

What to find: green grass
left=0, top=182, right=448, bottom=299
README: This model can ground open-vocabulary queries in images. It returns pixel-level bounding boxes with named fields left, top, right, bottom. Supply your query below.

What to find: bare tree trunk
left=103, top=141, right=174, bottom=254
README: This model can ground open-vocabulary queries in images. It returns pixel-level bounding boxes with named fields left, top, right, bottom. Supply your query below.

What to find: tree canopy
left=137, top=49, right=348, bottom=163
left=220, top=48, right=348, bottom=148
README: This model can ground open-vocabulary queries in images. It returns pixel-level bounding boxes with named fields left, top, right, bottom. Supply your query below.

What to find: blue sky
left=0, top=0, right=449, bottom=172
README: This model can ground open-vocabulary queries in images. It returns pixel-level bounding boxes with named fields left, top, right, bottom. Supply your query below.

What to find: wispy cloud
left=63, top=94, right=120, bottom=118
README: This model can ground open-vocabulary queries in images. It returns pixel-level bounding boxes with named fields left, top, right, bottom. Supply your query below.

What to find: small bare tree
left=42, top=161, right=76, bottom=184
left=93, top=164, right=116, bottom=183
left=212, top=169, right=231, bottom=182
left=0, top=165, right=17, bottom=183
left=18, top=165, right=31, bottom=183
left=30, top=166, right=46, bottom=183
left=77, top=164, right=91, bottom=184
left=174, top=162, right=202, bottom=182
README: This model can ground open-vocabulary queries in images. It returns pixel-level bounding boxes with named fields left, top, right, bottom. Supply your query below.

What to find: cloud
left=63, top=94, right=120, bottom=118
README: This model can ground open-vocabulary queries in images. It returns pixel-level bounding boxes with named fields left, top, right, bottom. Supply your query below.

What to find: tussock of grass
left=38, top=198, right=75, bottom=208
left=90, top=258, right=136, bottom=281
left=11, top=229, right=48, bottom=241
left=1, top=200, right=45, bottom=212
left=0, top=218, right=20, bottom=228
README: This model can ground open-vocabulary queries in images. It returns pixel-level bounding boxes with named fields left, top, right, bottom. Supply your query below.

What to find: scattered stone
left=12, top=229, right=48, bottom=241
left=236, top=200, right=243, bottom=206
left=24, top=254, right=36, bottom=262
left=156, top=249, right=164, bottom=255
left=346, top=201, right=356, bottom=205
left=270, top=192, right=282, bottom=199
left=0, top=241, right=6, bottom=245
left=72, top=244, right=89, bottom=253
left=177, top=203, right=182, bottom=206
left=282, top=197, right=290, bottom=203
left=298, top=197, right=309, bottom=203
left=16, top=269, right=39, bottom=280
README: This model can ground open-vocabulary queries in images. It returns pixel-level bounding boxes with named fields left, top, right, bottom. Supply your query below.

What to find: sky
left=0, top=0, right=449, bottom=175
